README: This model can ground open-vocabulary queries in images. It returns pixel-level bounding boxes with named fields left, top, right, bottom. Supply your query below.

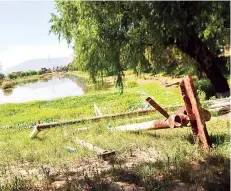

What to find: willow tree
left=50, top=1, right=230, bottom=97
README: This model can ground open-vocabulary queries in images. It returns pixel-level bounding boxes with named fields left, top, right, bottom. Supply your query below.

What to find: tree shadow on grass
left=177, top=155, right=230, bottom=191
left=209, top=133, right=229, bottom=146
left=186, top=133, right=229, bottom=146
left=52, top=154, right=230, bottom=191
left=130, top=131, right=162, bottom=139
left=54, top=166, right=167, bottom=191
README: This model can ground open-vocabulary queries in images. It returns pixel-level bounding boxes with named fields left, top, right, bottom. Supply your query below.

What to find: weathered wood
left=34, top=107, right=181, bottom=130
left=30, top=92, right=229, bottom=139
left=146, top=97, right=170, bottom=118
left=29, top=107, right=181, bottom=138
left=30, top=126, right=40, bottom=139
left=94, top=103, right=102, bottom=116
left=109, top=121, right=155, bottom=131
left=180, top=76, right=212, bottom=149
left=109, top=113, right=190, bottom=131
left=30, top=121, right=41, bottom=139
left=73, top=137, right=115, bottom=160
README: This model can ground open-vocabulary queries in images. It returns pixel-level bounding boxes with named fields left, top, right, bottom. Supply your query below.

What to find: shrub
left=2, top=81, right=14, bottom=89
left=25, top=71, right=30, bottom=76
left=20, top=72, right=27, bottom=77
left=195, top=78, right=215, bottom=99
left=172, top=66, right=196, bottom=76
left=29, top=70, right=37, bottom=75
left=7, top=73, right=17, bottom=79
left=197, top=89, right=206, bottom=101
left=67, top=62, right=78, bottom=71
left=0, top=73, right=5, bottom=80
left=20, top=70, right=37, bottom=77
left=37, top=70, right=44, bottom=75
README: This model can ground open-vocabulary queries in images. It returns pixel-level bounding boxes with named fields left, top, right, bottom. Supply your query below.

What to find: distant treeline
left=1, top=65, right=72, bottom=80
left=7, top=70, right=44, bottom=79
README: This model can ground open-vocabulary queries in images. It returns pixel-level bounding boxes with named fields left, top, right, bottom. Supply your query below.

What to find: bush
left=197, top=89, right=206, bottom=101
left=7, top=73, right=17, bottom=79
left=0, top=73, right=5, bottom=80
left=25, top=71, right=30, bottom=76
left=194, top=78, right=215, bottom=99
left=20, top=72, right=27, bottom=77
left=28, top=70, right=37, bottom=75
left=19, top=70, right=37, bottom=77
left=2, top=81, right=14, bottom=89
left=172, top=66, right=196, bottom=76
left=67, top=63, right=78, bottom=71
left=37, top=70, right=44, bottom=75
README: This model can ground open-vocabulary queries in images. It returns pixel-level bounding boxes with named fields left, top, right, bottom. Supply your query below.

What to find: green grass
left=0, top=82, right=182, bottom=129
left=1, top=117, right=228, bottom=190
left=0, top=74, right=229, bottom=190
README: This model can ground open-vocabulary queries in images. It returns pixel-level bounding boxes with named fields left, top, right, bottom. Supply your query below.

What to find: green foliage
left=0, top=73, right=5, bottom=80
left=13, top=70, right=41, bottom=78
left=195, top=78, right=215, bottom=99
left=28, top=70, right=37, bottom=75
left=151, top=66, right=197, bottom=77
left=7, top=73, right=17, bottom=79
left=67, top=62, right=78, bottom=71
left=197, top=89, right=207, bottom=102
left=37, top=70, right=44, bottom=75
left=19, top=72, right=26, bottom=77
left=25, top=71, right=30, bottom=76
left=50, top=1, right=230, bottom=91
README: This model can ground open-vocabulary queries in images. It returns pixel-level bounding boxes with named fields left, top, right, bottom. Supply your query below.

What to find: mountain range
left=3, top=57, right=73, bottom=74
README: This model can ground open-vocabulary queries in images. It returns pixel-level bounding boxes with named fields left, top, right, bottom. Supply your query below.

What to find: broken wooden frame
left=110, top=76, right=212, bottom=149
left=30, top=105, right=180, bottom=138
left=30, top=75, right=214, bottom=149
left=180, top=76, right=212, bottom=149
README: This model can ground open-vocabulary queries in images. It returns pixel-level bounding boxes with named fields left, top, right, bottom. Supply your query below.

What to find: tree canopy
left=50, top=1, right=230, bottom=95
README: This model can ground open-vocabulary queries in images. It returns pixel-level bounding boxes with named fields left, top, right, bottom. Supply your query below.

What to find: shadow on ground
left=41, top=154, right=230, bottom=191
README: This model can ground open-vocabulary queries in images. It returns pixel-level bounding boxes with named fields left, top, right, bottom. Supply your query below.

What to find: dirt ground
left=106, top=73, right=183, bottom=86
left=33, top=113, right=231, bottom=190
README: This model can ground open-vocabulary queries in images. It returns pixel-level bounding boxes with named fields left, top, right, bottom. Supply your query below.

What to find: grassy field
left=0, top=79, right=182, bottom=129
left=0, top=72, right=229, bottom=191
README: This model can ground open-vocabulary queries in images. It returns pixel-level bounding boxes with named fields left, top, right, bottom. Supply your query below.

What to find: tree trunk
left=175, top=35, right=230, bottom=98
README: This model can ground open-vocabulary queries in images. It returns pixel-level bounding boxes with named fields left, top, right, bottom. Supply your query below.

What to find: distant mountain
left=3, top=57, right=73, bottom=74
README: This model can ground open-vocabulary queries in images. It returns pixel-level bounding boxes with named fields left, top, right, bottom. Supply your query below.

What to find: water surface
left=0, top=74, right=88, bottom=104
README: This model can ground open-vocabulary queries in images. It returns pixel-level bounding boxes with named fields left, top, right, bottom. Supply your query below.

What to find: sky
left=0, top=0, right=73, bottom=71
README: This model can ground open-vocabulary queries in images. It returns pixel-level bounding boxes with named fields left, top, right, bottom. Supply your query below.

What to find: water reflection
left=0, top=74, right=89, bottom=104
left=3, top=88, right=13, bottom=96
left=17, top=79, right=39, bottom=87
left=66, top=74, right=89, bottom=91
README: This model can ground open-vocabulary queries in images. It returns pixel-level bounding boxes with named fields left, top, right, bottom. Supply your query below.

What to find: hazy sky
left=0, top=0, right=73, bottom=71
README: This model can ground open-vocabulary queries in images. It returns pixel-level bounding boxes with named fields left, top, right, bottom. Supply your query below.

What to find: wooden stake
left=73, top=137, right=115, bottom=160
